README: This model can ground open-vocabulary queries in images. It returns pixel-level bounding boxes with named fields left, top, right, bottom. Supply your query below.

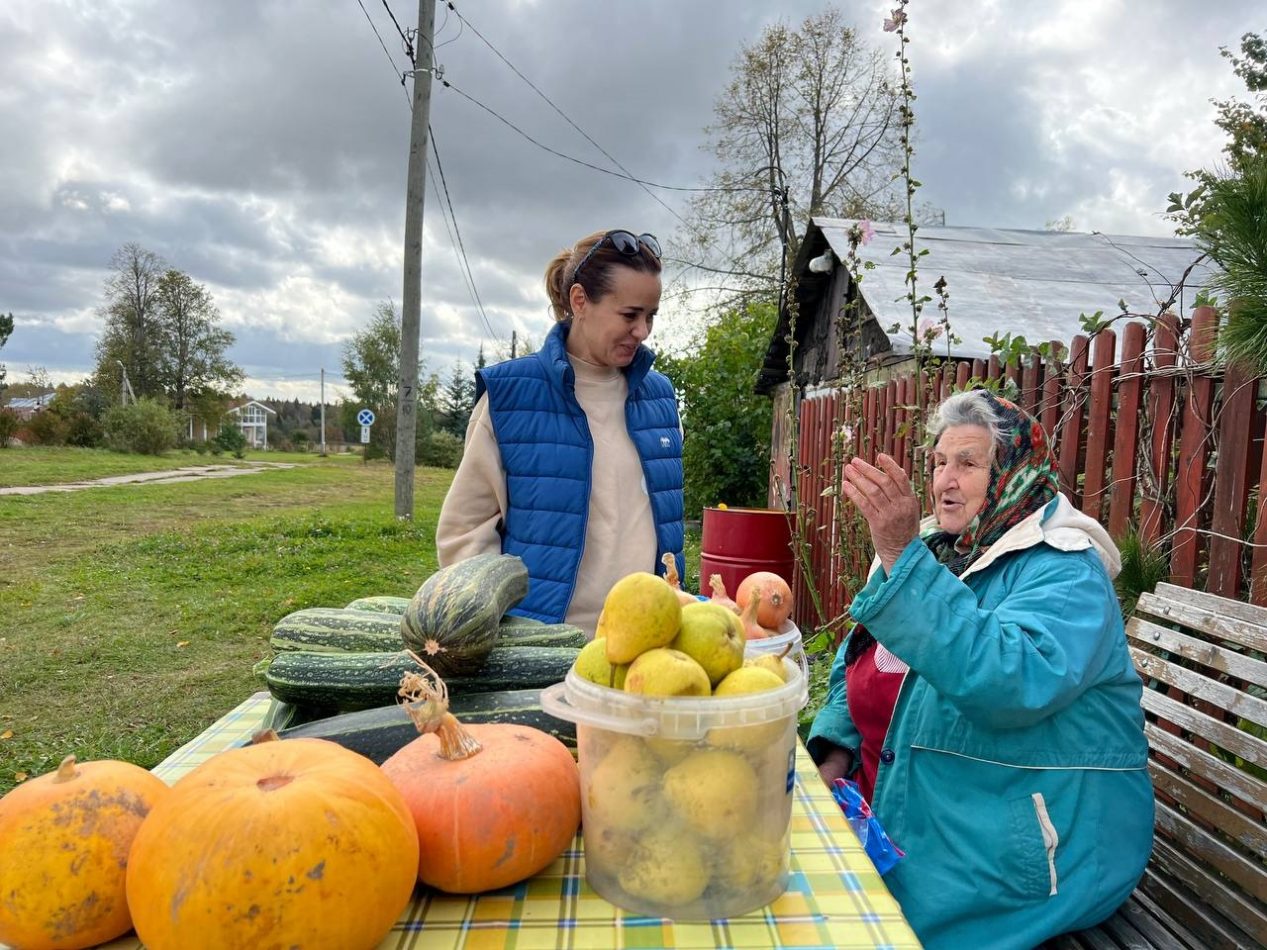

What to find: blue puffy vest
left=475, top=322, right=685, bottom=623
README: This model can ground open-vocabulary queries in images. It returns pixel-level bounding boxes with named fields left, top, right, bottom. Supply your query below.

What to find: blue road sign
left=357, top=408, right=376, bottom=427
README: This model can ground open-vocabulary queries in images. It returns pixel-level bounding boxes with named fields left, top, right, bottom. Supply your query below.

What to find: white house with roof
left=226, top=400, right=276, bottom=449
left=4, top=392, right=55, bottom=420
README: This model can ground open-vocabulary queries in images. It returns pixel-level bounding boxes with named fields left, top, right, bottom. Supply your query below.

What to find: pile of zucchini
left=253, top=554, right=585, bottom=758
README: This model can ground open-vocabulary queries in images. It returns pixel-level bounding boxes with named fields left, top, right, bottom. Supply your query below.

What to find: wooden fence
left=788, top=306, right=1267, bottom=633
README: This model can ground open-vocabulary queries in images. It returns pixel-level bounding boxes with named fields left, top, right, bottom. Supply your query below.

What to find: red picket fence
left=788, top=306, right=1267, bottom=632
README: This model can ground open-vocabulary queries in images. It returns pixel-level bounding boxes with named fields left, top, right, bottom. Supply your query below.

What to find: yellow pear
left=599, top=572, right=682, bottom=664
left=714, top=665, right=785, bottom=697
left=712, top=831, right=787, bottom=893
left=623, top=648, right=711, bottom=697
left=617, top=826, right=710, bottom=908
left=573, top=637, right=629, bottom=689
left=708, top=666, right=791, bottom=753
left=583, top=735, right=664, bottom=835
left=671, top=601, right=745, bottom=686
left=662, top=749, right=759, bottom=841
left=744, top=652, right=789, bottom=682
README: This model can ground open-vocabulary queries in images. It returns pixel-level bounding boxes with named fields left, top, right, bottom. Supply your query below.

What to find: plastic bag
left=830, top=777, right=905, bottom=875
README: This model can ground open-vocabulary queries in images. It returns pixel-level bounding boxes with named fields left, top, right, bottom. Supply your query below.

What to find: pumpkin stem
left=400, top=652, right=483, bottom=761
left=250, top=729, right=281, bottom=744
left=661, top=552, right=681, bottom=589
left=53, top=754, right=79, bottom=783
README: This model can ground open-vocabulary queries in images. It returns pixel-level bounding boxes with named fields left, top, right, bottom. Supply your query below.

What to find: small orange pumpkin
left=382, top=658, right=581, bottom=894
left=736, top=571, right=794, bottom=628
left=0, top=755, right=169, bottom=950
left=125, top=734, right=418, bottom=950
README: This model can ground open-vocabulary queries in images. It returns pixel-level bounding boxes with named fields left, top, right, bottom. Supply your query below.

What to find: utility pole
left=511, top=330, right=517, bottom=360
left=320, top=368, right=327, bottom=457
left=394, top=0, right=437, bottom=520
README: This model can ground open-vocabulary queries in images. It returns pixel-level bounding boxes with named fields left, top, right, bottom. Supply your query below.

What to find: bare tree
left=94, top=243, right=166, bottom=398
left=679, top=7, right=903, bottom=300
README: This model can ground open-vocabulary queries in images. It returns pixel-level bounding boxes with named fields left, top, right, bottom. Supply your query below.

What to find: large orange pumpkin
left=125, top=735, right=418, bottom=950
left=0, top=755, right=169, bottom=950
left=736, top=571, right=794, bottom=628
left=382, top=662, right=581, bottom=894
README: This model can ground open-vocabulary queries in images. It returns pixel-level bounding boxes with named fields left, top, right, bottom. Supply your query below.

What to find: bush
left=0, top=409, right=18, bottom=447
left=25, top=409, right=69, bottom=446
left=212, top=424, right=248, bottom=459
left=64, top=411, right=104, bottom=448
left=417, top=429, right=463, bottom=468
left=102, top=399, right=181, bottom=455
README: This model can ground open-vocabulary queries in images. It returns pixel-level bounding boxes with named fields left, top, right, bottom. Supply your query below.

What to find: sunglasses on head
left=571, top=230, right=661, bottom=285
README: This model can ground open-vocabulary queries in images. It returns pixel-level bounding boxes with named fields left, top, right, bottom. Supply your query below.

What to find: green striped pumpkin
left=343, top=595, right=412, bottom=614
left=270, top=607, right=404, bottom=653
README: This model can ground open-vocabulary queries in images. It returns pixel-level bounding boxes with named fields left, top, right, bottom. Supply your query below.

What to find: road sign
left=357, top=408, right=376, bottom=426
left=360, top=425, right=371, bottom=444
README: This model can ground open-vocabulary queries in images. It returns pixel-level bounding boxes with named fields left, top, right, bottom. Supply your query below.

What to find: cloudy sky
left=1, top=0, right=1260, bottom=402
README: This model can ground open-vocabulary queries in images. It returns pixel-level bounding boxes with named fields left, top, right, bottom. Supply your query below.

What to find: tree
left=95, top=244, right=166, bottom=400
left=657, top=304, right=778, bottom=519
left=679, top=7, right=902, bottom=299
left=440, top=361, right=475, bottom=437
left=153, top=269, right=243, bottom=412
left=0, top=311, right=13, bottom=396
left=342, top=301, right=427, bottom=459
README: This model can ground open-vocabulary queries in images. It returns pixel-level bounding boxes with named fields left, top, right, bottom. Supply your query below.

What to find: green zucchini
left=275, top=689, right=576, bottom=763
left=270, top=607, right=405, bottom=654
left=260, top=645, right=579, bottom=712
left=496, top=618, right=588, bottom=649
left=400, top=553, right=529, bottom=676
left=344, top=595, right=411, bottom=614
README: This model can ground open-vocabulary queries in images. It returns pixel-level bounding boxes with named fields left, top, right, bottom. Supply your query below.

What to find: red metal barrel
left=699, top=507, right=795, bottom=602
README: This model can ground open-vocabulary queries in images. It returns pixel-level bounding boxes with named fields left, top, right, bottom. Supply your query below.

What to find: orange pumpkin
left=125, top=735, right=418, bottom=950
left=0, top=755, right=169, bottom=950
left=382, top=660, right=582, bottom=894
left=736, top=571, right=794, bottom=628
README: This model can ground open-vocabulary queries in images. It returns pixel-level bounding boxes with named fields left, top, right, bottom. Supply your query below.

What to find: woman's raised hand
left=840, top=453, right=921, bottom=574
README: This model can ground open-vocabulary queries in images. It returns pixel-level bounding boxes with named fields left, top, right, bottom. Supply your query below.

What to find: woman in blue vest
left=808, top=390, right=1152, bottom=948
left=436, top=229, right=685, bottom=636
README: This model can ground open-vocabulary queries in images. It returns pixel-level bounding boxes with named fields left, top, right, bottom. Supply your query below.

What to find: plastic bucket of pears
left=744, top=619, right=809, bottom=681
left=540, top=655, right=809, bottom=920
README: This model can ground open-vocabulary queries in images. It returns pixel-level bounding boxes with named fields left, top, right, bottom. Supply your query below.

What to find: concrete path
left=0, top=462, right=299, bottom=496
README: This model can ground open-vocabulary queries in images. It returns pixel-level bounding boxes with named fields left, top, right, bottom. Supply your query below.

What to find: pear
left=712, top=831, right=787, bottom=893
left=708, top=666, right=791, bottom=752
left=617, top=826, right=710, bottom=908
left=662, top=748, right=759, bottom=841
left=623, top=648, right=711, bottom=697
left=744, top=652, right=790, bottom=682
left=714, top=665, right=785, bottom=697
left=670, top=601, right=745, bottom=687
left=599, top=572, right=683, bottom=664
left=584, top=735, right=664, bottom=836
left=573, top=637, right=629, bottom=689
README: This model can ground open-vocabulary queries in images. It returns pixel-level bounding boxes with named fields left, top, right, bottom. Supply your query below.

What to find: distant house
left=4, top=392, right=55, bottom=421
left=226, top=400, right=277, bottom=449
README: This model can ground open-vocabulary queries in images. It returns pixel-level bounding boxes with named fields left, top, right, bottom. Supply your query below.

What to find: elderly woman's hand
left=841, top=453, right=921, bottom=574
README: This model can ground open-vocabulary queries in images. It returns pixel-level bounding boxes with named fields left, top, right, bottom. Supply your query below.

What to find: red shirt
left=845, top=636, right=907, bottom=803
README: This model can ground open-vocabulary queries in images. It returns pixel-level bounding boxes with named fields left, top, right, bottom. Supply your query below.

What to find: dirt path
left=0, top=462, right=300, bottom=496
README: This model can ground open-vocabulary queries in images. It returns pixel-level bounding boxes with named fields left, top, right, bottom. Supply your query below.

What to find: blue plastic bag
left=830, top=777, right=905, bottom=875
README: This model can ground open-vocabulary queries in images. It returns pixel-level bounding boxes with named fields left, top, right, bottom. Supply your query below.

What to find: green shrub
left=103, top=399, right=181, bottom=455
left=417, top=429, right=463, bottom=468
left=64, top=411, right=104, bottom=448
left=213, top=423, right=248, bottom=459
left=0, top=409, right=18, bottom=447
left=25, top=408, right=69, bottom=445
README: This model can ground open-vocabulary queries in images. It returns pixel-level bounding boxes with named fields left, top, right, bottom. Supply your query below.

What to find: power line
left=378, top=0, right=414, bottom=60
left=354, top=0, right=412, bottom=106
left=437, top=78, right=760, bottom=195
left=429, top=126, right=496, bottom=340
left=444, top=1, right=683, bottom=225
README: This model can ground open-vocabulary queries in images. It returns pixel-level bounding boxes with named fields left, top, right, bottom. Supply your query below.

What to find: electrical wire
left=428, top=127, right=497, bottom=340
left=379, top=0, right=413, bottom=60
left=354, top=0, right=412, bottom=106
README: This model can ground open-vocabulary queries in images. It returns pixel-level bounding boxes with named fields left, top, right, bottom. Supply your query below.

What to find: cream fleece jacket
left=434, top=356, right=657, bottom=637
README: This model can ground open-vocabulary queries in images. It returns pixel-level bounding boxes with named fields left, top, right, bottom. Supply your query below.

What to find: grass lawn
left=0, top=451, right=452, bottom=794
left=0, top=445, right=358, bottom=488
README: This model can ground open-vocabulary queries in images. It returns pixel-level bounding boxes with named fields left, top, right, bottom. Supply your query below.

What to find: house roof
left=227, top=400, right=277, bottom=415
left=5, top=393, right=55, bottom=410
left=756, top=217, right=1219, bottom=392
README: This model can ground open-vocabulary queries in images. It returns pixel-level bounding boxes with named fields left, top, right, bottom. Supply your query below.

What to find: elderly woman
left=808, top=389, right=1153, bottom=949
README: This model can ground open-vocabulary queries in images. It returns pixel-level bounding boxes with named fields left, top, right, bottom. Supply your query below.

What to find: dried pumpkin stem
left=53, top=755, right=79, bottom=783
left=661, top=552, right=681, bottom=589
left=400, top=651, right=483, bottom=760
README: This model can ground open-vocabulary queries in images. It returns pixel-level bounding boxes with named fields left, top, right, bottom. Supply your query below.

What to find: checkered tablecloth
left=101, top=692, right=921, bottom=950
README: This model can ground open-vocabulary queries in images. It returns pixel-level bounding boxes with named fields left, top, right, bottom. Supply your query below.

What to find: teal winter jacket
left=808, top=495, right=1153, bottom=949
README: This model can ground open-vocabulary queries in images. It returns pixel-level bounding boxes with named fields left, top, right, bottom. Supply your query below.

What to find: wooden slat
left=1140, top=316, right=1179, bottom=547
left=956, top=359, right=971, bottom=391
left=1118, top=890, right=1202, bottom=950
left=1082, top=329, right=1118, bottom=521
left=1136, top=861, right=1247, bottom=950
left=1208, top=360, right=1257, bottom=598
left=1148, top=761, right=1267, bottom=857
left=1170, top=308, right=1219, bottom=587
left=1148, top=583, right=1267, bottom=635
left=1251, top=403, right=1267, bottom=605
left=1110, top=322, right=1147, bottom=538
left=1146, top=847, right=1264, bottom=949
left=1145, top=722, right=1267, bottom=810
left=1151, top=812, right=1267, bottom=924
left=1128, top=616, right=1267, bottom=689
left=1138, top=687, right=1267, bottom=770
left=1022, top=351, right=1042, bottom=417
left=1100, top=910, right=1155, bottom=950
left=1133, top=649, right=1267, bottom=743
left=1058, top=335, right=1091, bottom=505
left=1136, top=589, right=1267, bottom=654
left=1041, top=343, right=1063, bottom=440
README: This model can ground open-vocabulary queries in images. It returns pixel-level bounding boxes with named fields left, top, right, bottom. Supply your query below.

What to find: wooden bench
left=1046, top=583, right=1267, bottom=950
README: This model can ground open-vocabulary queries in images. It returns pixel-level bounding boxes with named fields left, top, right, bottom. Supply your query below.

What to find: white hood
left=957, top=492, right=1122, bottom=580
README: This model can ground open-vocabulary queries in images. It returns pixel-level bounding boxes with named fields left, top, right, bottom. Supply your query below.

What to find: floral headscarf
left=920, top=390, right=1058, bottom=577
